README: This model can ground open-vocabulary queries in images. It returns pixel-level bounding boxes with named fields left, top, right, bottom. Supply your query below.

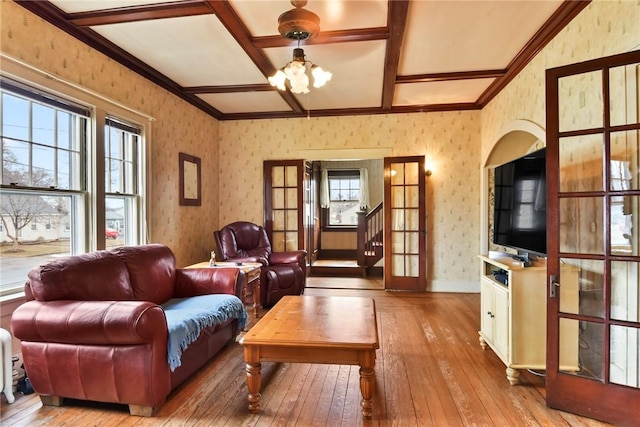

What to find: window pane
left=2, top=93, right=29, bottom=140
left=2, top=88, right=85, bottom=191
left=2, top=139, right=29, bottom=184
left=329, top=200, right=358, bottom=225
left=0, top=191, right=74, bottom=295
left=32, top=145, right=55, bottom=187
left=57, top=149, right=70, bottom=190
left=32, top=103, right=56, bottom=146
left=105, top=122, right=138, bottom=195
left=57, top=111, right=72, bottom=150
left=105, top=196, right=125, bottom=248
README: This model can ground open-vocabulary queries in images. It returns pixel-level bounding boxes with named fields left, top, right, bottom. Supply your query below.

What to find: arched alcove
left=480, top=120, right=546, bottom=254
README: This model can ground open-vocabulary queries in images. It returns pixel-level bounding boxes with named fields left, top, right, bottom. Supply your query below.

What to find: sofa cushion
left=112, top=244, right=176, bottom=304
left=27, top=251, right=133, bottom=301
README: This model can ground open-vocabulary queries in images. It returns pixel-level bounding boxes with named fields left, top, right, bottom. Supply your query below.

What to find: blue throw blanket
left=162, top=294, right=248, bottom=371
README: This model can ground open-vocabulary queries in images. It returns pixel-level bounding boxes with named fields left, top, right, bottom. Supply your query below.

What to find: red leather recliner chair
left=214, top=221, right=307, bottom=307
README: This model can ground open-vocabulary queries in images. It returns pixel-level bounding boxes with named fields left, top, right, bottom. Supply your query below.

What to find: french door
left=545, top=50, right=640, bottom=425
left=263, top=160, right=305, bottom=252
left=384, top=156, right=427, bottom=291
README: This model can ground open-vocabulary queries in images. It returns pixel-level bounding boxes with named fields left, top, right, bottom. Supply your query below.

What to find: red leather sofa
left=10, top=244, right=246, bottom=416
left=214, top=221, right=307, bottom=307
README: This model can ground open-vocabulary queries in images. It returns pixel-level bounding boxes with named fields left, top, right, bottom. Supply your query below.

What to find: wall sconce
left=425, top=161, right=433, bottom=176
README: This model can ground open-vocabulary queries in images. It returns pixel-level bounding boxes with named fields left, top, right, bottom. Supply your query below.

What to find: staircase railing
left=357, top=202, right=383, bottom=267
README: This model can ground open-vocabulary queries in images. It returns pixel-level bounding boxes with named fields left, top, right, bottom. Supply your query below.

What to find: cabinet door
left=480, top=279, right=494, bottom=341
left=493, top=284, right=509, bottom=360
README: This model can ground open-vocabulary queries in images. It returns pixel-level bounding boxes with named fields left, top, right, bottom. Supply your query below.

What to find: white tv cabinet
left=478, top=253, right=579, bottom=385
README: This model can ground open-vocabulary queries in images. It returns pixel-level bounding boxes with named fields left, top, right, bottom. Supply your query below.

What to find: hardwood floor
left=306, top=276, right=385, bottom=290
left=0, top=285, right=613, bottom=426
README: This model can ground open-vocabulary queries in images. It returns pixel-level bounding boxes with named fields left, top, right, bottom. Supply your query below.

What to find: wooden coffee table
left=239, top=295, right=379, bottom=418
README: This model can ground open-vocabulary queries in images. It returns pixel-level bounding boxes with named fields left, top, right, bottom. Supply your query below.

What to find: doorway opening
left=309, top=158, right=384, bottom=287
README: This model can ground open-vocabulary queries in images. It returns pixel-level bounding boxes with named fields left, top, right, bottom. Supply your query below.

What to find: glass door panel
left=559, top=134, right=604, bottom=193
left=611, top=261, right=640, bottom=323
left=558, top=197, right=604, bottom=254
left=384, top=156, right=426, bottom=291
left=610, top=325, right=640, bottom=387
left=558, top=70, right=603, bottom=133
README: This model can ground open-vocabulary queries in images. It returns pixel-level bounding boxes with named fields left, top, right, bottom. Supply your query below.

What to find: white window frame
left=0, top=54, right=152, bottom=298
left=324, top=169, right=361, bottom=229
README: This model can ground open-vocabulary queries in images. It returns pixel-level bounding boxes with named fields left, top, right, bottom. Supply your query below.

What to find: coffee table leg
left=359, top=351, right=376, bottom=418
left=244, top=346, right=262, bottom=413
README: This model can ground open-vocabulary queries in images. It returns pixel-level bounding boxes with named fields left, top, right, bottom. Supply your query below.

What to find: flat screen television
left=492, top=148, right=547, bottom=256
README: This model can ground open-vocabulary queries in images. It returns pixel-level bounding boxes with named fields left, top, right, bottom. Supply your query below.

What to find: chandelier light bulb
left=311, top=65, right=332, bottom=88
left=284, top=60, right=310, bottom=94
left=268, top=69, right=287, bottom=91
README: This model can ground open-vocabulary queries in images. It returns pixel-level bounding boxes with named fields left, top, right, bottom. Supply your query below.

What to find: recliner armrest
left=270, top=250, right=307, bottom=265
left=174, top=268, right=245, bottom=299
left=11, top=300, right=165, bottom=345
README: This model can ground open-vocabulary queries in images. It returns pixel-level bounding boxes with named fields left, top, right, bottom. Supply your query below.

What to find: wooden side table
left=184, top=261, right=262, bottom=318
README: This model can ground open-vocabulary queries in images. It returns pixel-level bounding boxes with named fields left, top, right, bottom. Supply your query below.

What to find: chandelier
left=268, top=0, right=332, bottom=94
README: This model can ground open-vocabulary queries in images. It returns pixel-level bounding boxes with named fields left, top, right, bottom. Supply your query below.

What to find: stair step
left=310, top=265, right=365, bottom=277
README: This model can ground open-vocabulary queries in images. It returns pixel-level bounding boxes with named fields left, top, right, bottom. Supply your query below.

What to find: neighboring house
left=0, top=196, right=70, bottom=244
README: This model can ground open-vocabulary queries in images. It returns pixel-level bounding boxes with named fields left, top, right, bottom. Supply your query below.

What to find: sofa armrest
left=174, top=268, right=245, bottom=299
left=270, top=250, right=307, bottom=265
left=11, top=300, right=165, bottom=345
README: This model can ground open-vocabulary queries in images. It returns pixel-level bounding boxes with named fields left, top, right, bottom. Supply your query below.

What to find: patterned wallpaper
left=1, top=0, right=220, bottom=267
left=2, top=0, right=637, bottom=290
left=481, top=0, right=640, bottom=161
left=219, top=111, right=482, bottom=285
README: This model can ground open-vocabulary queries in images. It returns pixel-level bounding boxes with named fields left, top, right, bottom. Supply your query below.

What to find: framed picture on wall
left=179, top=152, right=201, bottom=206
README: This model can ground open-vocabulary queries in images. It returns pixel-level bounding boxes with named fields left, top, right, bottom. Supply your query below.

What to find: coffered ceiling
left=16, top=0, right=589, bottom=120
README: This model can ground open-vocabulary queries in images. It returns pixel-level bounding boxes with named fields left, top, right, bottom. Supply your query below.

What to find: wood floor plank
left=378, top=310, right=419, bottom=426
left=262, top=362, right=310, bottom=426
left=324, top=364, right=349, bottom=427
left=1, top=285, right=616, bottom=427
left=294, top=364, right=330, bottom=425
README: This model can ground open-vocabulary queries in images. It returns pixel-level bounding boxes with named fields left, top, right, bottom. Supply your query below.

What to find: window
left=1, top=76, right=147, bottom=296
left=325, top=169, right=361, bottom=228
left=104, top=118, right=140, bottom=249
left=1, top=80, right=87, bottom=295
